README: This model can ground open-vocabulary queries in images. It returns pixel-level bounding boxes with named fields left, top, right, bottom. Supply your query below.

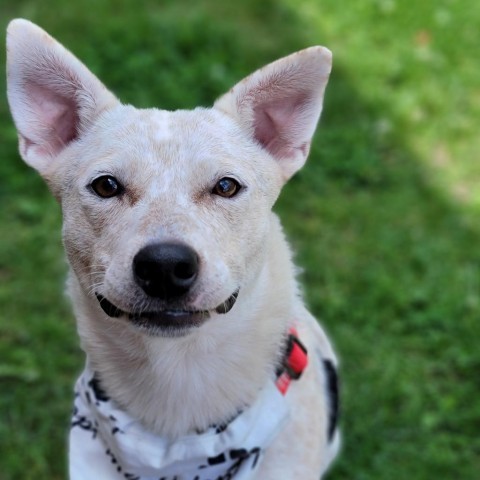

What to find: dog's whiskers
left=87, top=281, right=105, bottom=297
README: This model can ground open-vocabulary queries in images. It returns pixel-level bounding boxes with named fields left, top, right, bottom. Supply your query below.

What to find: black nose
left=133, top=243, right=199, bottom=300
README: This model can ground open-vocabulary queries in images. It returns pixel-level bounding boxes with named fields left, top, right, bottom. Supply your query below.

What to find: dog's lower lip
left=94, top=289, right=240, bottom=321
left=215, top=289, right=239, bottom=314
left=95, top=293, right=123, bottom=318
left=129, top=310, right=208, bottom=331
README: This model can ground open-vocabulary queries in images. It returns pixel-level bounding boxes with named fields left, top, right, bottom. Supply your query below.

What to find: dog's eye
left=90, top=175, right=123, bottom=198
left=212, top=177, right=242, bottom=198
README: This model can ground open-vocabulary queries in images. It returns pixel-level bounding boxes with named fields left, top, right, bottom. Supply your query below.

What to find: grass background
left=0, top=0, right=479, bottom=478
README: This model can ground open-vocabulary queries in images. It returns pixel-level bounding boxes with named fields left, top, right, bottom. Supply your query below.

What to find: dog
left=7, top=18, right=340, bottom=479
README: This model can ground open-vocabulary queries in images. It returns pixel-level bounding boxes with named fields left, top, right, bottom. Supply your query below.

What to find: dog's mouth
left=94, top=290, right=239, bottom=334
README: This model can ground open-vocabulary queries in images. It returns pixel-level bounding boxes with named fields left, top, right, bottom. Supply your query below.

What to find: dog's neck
left=69, top=217, right=298, bottom=438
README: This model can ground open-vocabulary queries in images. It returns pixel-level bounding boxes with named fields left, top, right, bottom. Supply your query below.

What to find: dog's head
left=7, top=19, right=331, bottom=337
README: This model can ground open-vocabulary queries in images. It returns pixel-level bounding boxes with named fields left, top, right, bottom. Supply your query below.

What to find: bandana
left=69, top=368, right=290, bottom=480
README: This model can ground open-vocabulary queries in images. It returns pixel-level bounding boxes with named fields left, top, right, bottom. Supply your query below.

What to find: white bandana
left=69, top=368, right=290, bottom=480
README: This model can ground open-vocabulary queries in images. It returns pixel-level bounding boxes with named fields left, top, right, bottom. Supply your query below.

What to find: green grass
left=1, top=0, right=479, bottom=478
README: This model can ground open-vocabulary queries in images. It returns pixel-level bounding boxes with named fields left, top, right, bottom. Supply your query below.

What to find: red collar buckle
left=276, top=327, right=308, bottom=395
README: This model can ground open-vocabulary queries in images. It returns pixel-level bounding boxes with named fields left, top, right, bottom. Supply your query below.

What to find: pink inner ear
left=252, top=93, right=311, bottom=160
left=25, top=82, right=79, bottom=156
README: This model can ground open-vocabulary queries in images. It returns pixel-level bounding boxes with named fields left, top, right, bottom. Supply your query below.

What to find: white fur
left=7, top=18, right=339, bottom=478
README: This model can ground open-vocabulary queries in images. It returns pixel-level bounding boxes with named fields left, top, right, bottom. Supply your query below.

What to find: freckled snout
left=133, top=243, right=199, bottom=300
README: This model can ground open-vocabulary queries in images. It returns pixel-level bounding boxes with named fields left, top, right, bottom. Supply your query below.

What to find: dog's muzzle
left=94, top=242, right=239, bottom=334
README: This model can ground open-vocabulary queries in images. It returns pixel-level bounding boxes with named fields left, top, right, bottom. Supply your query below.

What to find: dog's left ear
left=215, top=47, right=332, bottom=181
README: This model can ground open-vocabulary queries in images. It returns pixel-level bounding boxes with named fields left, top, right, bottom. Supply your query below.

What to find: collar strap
left=275, top=327, right=308, bottom=395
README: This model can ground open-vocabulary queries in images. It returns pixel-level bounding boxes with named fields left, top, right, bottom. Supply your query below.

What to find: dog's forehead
left=96, top=106, right=247, bottom=163
left=67, top=104, right=281, bottom=208
left=77, top=105, right=269, bottom=196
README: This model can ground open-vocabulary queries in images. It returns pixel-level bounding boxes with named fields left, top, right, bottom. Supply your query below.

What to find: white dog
left=7, top=19, right=339, bottom=479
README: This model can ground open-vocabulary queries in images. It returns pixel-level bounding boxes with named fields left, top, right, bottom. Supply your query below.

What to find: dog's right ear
left=6, top=19, right=119, bottom=176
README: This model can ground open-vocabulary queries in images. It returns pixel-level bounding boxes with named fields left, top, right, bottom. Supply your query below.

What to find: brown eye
left=212, top=177, right=242, bottom=198
left=90, top=175, right=123, bottom=198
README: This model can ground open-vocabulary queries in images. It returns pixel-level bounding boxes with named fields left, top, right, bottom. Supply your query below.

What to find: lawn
left=0, top=0, right=479, bottom=479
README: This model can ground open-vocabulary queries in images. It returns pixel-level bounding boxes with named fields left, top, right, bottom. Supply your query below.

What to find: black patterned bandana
left=69, top=368, right=289, bottom=480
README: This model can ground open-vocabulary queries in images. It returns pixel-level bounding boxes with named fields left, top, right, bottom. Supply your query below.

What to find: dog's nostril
left=174, top=261, right=196, bottom=281
left=133, top=242, right=199, bottom=299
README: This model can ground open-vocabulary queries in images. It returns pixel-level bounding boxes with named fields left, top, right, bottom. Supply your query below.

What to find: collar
left=69, top=328, right=307, bottom=480
left=275, top=327, right=308, bottom=395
